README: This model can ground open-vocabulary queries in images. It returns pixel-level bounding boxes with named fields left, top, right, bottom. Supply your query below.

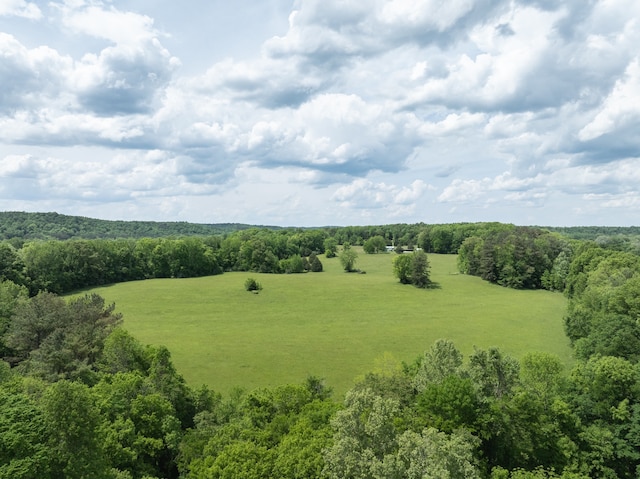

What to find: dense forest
left=0, top=212, right=266, bottom=241
left=1, top=214, right=640, bottom=478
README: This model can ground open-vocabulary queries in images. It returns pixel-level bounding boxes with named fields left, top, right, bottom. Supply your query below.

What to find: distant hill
left=544, top=225, right=640, bottom=240
left=0, top=211, right=277, bottom=240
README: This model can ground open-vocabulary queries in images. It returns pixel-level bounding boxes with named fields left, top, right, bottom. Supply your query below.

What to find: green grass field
left=80, top=252, right=572, bottom=397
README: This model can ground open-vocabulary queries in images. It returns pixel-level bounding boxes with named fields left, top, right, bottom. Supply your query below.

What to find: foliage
left=6, top=293, right=121, bottom=380
left=362, top=235, right=387, bottom=254
left=393, top=250, right=432, bottom=288
left=411, top=250, right=431, bottom=288
left=339, top=243, right=358, bottom=272
left=3, top=222, right=640, bottom=478
left=0, top=211, right=260, bottom=240
left=458, top=227, right=569, bottom=290
left=323, top=237, right=338, bottom=258
left=244, top=278, right=263, bottom=292
left=413, top=338, right=463, bottom=392
left=308, top=253, right=323, bottom=272
left=392, top=254, right=413, bottom=284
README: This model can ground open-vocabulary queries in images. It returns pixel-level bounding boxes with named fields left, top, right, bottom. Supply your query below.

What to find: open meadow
left=80, top=251, right=572, bottom=397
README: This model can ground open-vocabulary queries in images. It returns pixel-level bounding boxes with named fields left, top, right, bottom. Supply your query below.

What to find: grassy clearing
left=80, top=251, right=572, bottom=397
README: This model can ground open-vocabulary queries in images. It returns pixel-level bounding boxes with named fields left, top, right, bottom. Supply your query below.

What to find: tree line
left=0, top=228, right=332, bottom=295
left=0, top=211, right=263, bottom=241
left=0, top=221, right=572, bottom=296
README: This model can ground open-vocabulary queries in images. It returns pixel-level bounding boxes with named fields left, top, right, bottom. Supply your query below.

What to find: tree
left=363, top=236, right=387, bottom=254
left=0, top=387, right=52, bottom=479
left=42, top=380, right=111, bottom=479
left=416, top=375, right=480, bottom=433
left=280, top=254, right=305, bottom=274
left=468, top=347, right=520, bottom=401
left=378, top=427, right=481, bottom=479
left=323, top=238, right=338, bottom=258
left=339, top=244, right=358, bottom=272
left=413, top=339, right=464, bottom=392
left=0, top=279, right=28, bottom=358
left=6, top=293, right=121, bottom=380
left=244, top=278, right=263, bottom=292
left=393, top=251, right=431, bottom=288
left=393, top=255, right=413, bottom=284
left=411, top=250, right=431, bottom=288
left=308, top=253, right=323, bottom=272
left=323, top=388, right=400, bottom=478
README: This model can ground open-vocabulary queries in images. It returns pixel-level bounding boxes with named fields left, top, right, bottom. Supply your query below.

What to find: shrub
left=244, top=278, right=263, bottom=292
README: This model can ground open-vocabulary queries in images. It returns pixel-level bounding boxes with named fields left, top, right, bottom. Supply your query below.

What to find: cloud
left=578, top=58, right=640, bottom=141
left=437, top=178, right=492, bottom=204
left=332, top=178, right=428, bottom=210
left=72, top=39, right=179, bottom=115
left=0, top=0, right=41, bottom=19
left=58, top=3, right=158, bottom=46
left=265, top=0, right=510, bottom=65
left=195, top=57, right=328, bottom=109
left=247, top=93, right=419, bottom=176
left=0, top=33, right=72, bottom=113
left=0, top=154, right=38, bottom=178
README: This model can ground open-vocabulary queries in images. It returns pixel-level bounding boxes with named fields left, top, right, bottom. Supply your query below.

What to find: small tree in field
left=393, top=251, right=431, bottom=288
left=393, top=255, right=413, bottom=284
left=411, top=250, right=431, bottom=288
left=339, top=243, right=358, bottom=272
left=308, top=253, right=323, bottom=272
left=244, top=277, right=262, bottom=292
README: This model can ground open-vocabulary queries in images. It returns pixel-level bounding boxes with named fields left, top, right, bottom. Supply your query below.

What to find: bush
left=244, top=278, right=263, bottom=292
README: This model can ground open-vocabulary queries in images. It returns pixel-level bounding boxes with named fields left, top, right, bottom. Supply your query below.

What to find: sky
left=1, top=0, right=639, bottom=227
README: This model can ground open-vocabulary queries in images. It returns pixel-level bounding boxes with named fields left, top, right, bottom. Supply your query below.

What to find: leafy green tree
left=323, top=238, right=338, bottom=258
left=0, top=279, right=28, bottom=358
left=308, top=253, right=323, bottom=272
left=339, top=243, right=358, bottom=272
left=393, top=254, right=413, bottom=284
left=244, top=277, right=263, bottom=292
left=363, top=236, right=387, bottom=254
left=271, top=401, right=336, bottom=478
left=145, top=345, right=196, bottom=428
left=411, top=250, right=431, bottom=288
left=323, top=388, right=399, bottom=478
left=0, top=386, right=51, bottom=479
left=416, top=375, right=480, bottom=433
left=468, top=347, right=520, bottom=401
left=42, top=380, right=111, bottom=479
left=458, top=236, right=484, bottom=276
left=0, top=242, right=24, bottom=286
left=519, top=351, right=564, bottom=403
left=98, top=328, right=152, bottom=375
left=574, top=313, right=640, bottom=362
left=393, top=251, right=431, bottom=288
left=7, top=293, right=121, bottom=381
left=6, top=291, right=67, bottom=362
left=281, top=254, right=305, bottom=274
left=413, top=339, right=464, bottom=392
left=376, top=427, right=481, bottom=479
left=569, top=355, right=639, bottom=420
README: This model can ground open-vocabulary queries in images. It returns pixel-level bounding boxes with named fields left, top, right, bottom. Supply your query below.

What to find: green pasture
left=80, top=251, right=572, bottom=397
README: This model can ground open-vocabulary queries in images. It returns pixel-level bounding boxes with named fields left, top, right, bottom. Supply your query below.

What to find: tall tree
left=411, top=250, right=431, bottom=288
left=339, top=244, right=358, bottom=272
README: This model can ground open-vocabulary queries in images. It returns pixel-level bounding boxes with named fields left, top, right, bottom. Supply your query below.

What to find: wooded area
left=1, top=215, right=639, bottom=478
